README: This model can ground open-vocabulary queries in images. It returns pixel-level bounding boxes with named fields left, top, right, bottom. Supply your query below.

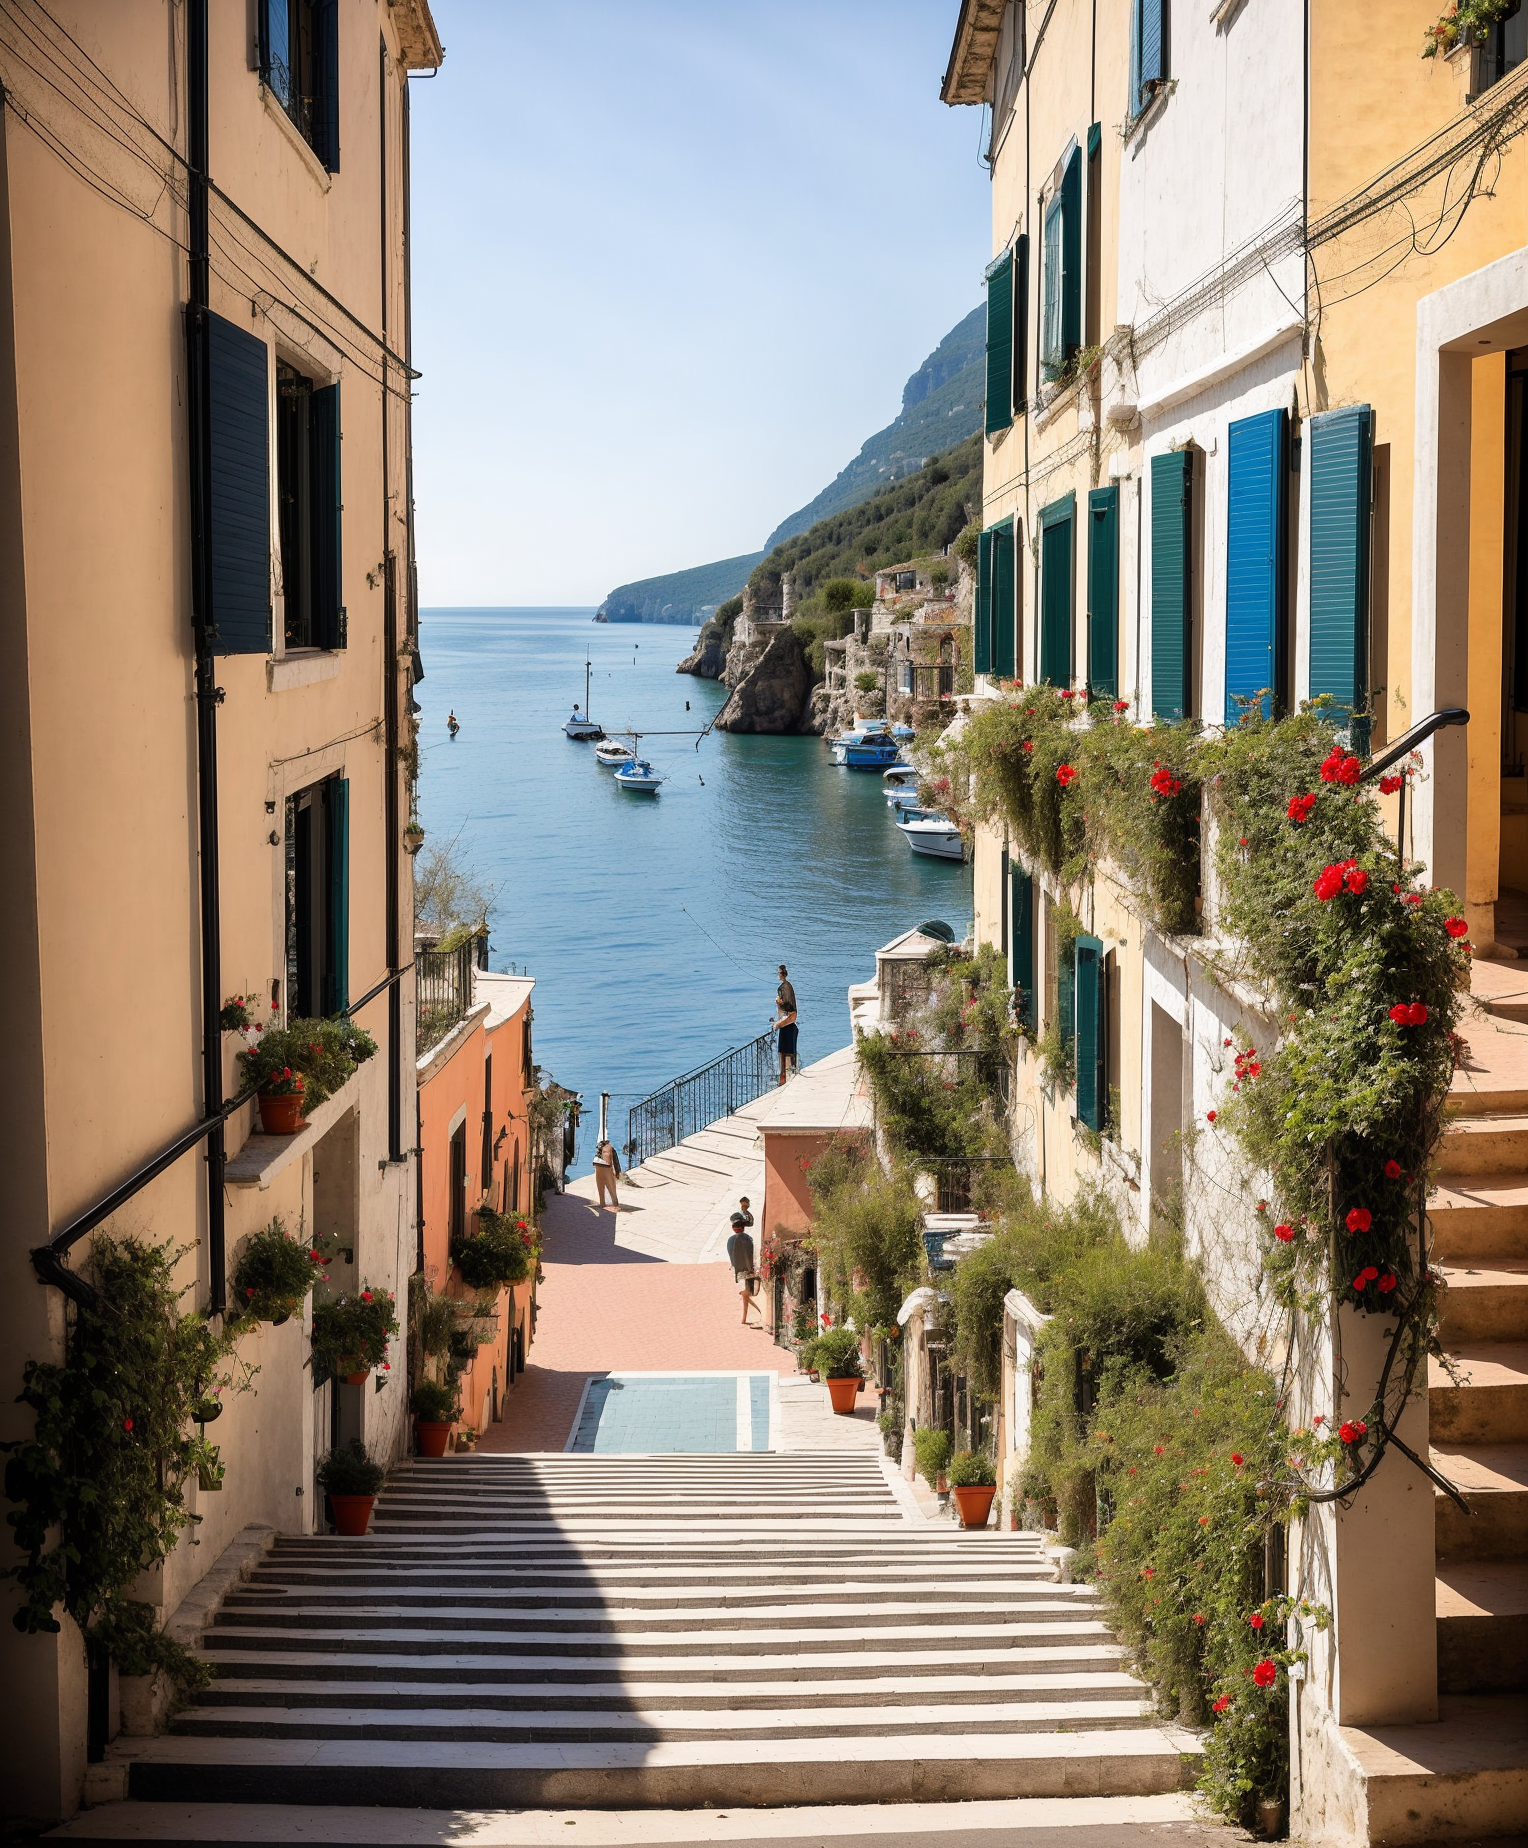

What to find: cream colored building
left=0, top=0, right=440, bottom=1823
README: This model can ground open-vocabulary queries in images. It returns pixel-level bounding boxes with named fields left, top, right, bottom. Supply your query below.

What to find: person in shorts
left=726, top=1199, right=758, bottom=1325
left=773, top=965, right=799, bottom=1085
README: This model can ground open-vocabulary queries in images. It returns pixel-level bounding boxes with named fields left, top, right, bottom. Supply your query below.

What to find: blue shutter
left=314, top=0, right=340, bottom=172
left=1225, top=410, right=1288, bottom=723
left=992, top=520, right=1017, bottom=680
left=1138, top=0, right=1165, bottom=108
left=1074, top=935, right=1103, bottom=1131
left=1151, top=450, right=1193, bottom=721
left=1012, top=862, right=1036, bottom=1034
left=1012, top=234, right=1029, bottom=416
left=1309, top=406, right=1373, bottom=721
left=1087, top=486, right=1119, bottom=698
left=1061, top=145, right=1082, bottom=360
left=985, top=250, right=1014, bottom=437
left=1129, top=0, right=1142, bottom=119
left=206, top=311, right=271, bottom=656
left=1039, top=495, right=1074, bottom=686
left=327, top=775, right=349, bottom=1015
left=311, top=381, right=345, bottom=650
left=975, top=527, right=994, bottom=676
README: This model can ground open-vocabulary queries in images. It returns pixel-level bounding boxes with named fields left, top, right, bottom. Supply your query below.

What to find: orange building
left=416, top=968, right=539, bottom=1440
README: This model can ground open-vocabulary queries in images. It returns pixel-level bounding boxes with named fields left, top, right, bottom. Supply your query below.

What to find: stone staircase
left=104, top=1452, right=1196, bottom=1810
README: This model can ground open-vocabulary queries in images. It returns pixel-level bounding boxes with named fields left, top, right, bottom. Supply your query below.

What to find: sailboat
left=563, top=655, right=604, bottom=739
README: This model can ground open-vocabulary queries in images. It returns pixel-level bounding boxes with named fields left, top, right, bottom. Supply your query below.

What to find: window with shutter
left=1012, top=234, right=1030, bottom=417
left=991, top=518, right=1017, bottom=680
left=205, top=311, right=271, bottom=656
left=1041, top=194, right=1064, bottom=380
left=1308, top=405, right=1373, bottom=723
left=1074, top=934, right=1104, bottom=1131
left=985, top=250, right=1015, bottom=438
left=1151, top=450, right=1193, bottom=721
left=1039, top=494, right=1075, bottom=686
left=286, top=774, right=348, bottom=1018
left=327, top=775, right=349, bottom=1016
left=1225, top=410, right=1288, bottom=723
left=1011, top=861, right=1036, bottom=1034
left=259, top=0, right=339, bottom=172
left=1060, top=146, right=1082, bottom=359
left=975, top=527, right=995, bottom=676
left=278, top=366, right=344, bottom=651
left=1087, top=486, right=1119, bottom=697
left=1130, top=0, right=1167, bottom=118
left=311, top=382, right=344, bottom=649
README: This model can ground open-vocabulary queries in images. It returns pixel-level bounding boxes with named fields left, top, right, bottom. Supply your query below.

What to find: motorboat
left=614, top=757, right=665, bottom=793
left=594, top=738, right=634, bottom=768
left=831, top=723, right=903, bottom=768
left=883, top=763, right=919, bottom=791
left=895, top=808, right=965, bottom=861
left=890, top=723, right=916, bottom=741
left=563, top=655, right=604, bottom=739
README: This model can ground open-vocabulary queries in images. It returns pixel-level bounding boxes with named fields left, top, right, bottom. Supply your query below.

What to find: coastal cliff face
left=676, top=631, right=728, bottom=679
left=712, top=628, right=812, bottom=734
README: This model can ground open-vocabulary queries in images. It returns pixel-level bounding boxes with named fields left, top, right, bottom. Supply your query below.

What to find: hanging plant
left=1422, top=0, right=1515, bottom=57
left=451, top=1208, right=538, bottom=1289
left=229, top=1217, right=325, bottom=1323
left=310, top=1286, right=399, bottom=1382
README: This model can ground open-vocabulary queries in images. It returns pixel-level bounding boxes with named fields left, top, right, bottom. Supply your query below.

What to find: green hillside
left=598, top=551, right=766, bottom=624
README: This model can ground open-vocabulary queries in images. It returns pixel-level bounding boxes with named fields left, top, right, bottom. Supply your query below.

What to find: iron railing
left=415, top=930, right=489, bottom=1056
left=626, top=1030, right=778, bottom=1167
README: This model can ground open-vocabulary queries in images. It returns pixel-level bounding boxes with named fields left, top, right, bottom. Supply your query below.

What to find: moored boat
left=614, top=757, right=665, bottom=793
left=563, top=656, right=604, bottom=739
left=594, top=739, right=634, bottom=768
left=895, top=808, right=964, bottom=860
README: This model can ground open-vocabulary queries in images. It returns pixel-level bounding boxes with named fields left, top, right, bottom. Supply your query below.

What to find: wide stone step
left=1427, top=1177, right=1528, bottom=1261
left=222, top=1578, right=1070, bottom=1612
left=1436, top=1560, right=1528, bottom=1693
left=248, top=1561, right=1055, bottom=1589
left=1433, top=1444, right=1528, bottom=1558
left=1437, top=1114, right=1528, bottom=1174
left=169, top=1696, right=1160, bottom=1742
left=1438, top=1263, right=1528, bottom=1344
left=1430, top=1343, right=1528, bottom=1445
left=115, top=1727, right=1199, bottom=1807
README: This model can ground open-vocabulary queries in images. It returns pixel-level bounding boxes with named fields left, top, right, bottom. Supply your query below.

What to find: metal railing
left=626, top=1030, right=778, bottom=1168
left=1358, top=707, right=1469, bottom=856
left=415, top=930, right=489, bottom=1056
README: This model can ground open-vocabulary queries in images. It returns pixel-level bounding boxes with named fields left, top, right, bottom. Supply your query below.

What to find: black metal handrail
left=415, top=931, right=489, bottom=1056
left=626, top=1030, right=778, bottom=1168
left=1358, top=707, right=1468, bottom=858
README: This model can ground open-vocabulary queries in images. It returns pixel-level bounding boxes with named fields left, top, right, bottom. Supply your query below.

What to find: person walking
left=726, top=1199, right=759, bottom=1326
left=592, top=1136, right=621, bottom=1212
left=772, top=964, right=799, bottom=1086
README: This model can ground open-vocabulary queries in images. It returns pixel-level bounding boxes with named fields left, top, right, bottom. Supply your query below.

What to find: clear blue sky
left=407, top=2, right=988, bottom=607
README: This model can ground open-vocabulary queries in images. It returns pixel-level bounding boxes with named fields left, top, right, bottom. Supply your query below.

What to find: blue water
left=569, top=1374, right=771, bottom=1454
left=416, top=608, right=971, bottom=1170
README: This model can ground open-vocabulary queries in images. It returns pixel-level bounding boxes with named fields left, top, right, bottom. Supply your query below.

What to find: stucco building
left=0, top=0, right=440, bottom=1822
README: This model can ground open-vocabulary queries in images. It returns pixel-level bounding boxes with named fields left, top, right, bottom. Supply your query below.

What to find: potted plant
left=451, top=1208, right=538, bottom=1289
left=948, top=1450, right=997, bottom=1528
left=403, top=819, right=426, bottom=855
left=230, top=1217, right=324, bottom=1323
left=814, top=1327, right=865, bottom=1414
left=310, top=1286, right=399, bottom=1385
left=411, top=1377, right=459, bottom=1457
left=239, top=1016, right=379, bottom=1133
left=252, top=1062, right=308, bottom=1135
left=317, top=1440, right=386, bottom=1535
left=913, top=1427, right=952, bottom=1496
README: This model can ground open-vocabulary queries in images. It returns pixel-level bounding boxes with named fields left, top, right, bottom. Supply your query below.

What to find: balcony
left=416, top=930, right=489, bottom=1057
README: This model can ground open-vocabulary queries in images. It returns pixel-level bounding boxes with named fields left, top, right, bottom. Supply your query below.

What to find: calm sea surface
left=416, top=608, right=971, bottom=1170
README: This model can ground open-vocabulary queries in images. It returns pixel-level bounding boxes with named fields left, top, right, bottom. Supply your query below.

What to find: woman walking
left=593, top=1136, right=621, bottom=1212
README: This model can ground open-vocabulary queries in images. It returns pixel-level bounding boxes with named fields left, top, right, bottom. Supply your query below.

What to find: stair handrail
left=625, top=1028, right=778, bottom=1168
left=1357, top=706, right=1468, bottom=860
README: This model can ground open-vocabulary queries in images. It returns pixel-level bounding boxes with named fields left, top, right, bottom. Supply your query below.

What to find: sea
left=415, top=607, right=972, bottom=1172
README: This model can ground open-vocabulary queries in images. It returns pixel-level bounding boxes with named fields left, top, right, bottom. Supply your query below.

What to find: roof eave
left=390, top=0, right=444, bottom=70
left=939, top=0, right=1005, bottom=107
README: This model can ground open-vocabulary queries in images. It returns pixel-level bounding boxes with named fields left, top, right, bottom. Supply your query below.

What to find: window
left=1039, top=493, right=1075, bottom=686
left=1040, top=150, right=1082, bottom=383
left=260, top=0, right=340, bottom=171
left=481, top=1054, right=494, bottom=1193
left=1086, top=486, right=1119, bottom=698
left=1129, top=0, right=1168, bottom=120
left=1479, top=1, right=1528, bottom=91
left=1225, top=409, right=1290, bottom=722
left=202, top=310, right=271, bottom=655
left=284, top=774, right=350, bottom=1018
left=1011, top=861, right=1036, bottom=1033
left=277, top=365, right=344, bottom=651
left=448, top=1122, right=467, bottom=1244
left=991, top=520, right=1017, bottom=679
left=1308, top=405, right=1374, bottom=730
left=1074, top=934, right=1105, bottom=1132
left=985, top=247, right=1015, bottom=438
left=1150, top=450, right=1194, bottom=721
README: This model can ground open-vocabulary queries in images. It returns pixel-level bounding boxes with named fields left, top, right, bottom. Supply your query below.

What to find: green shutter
left=1011, top=862, right=1036, bottom=1034
left=327, top=776, right=349, bottom=1015
left=1057, top=932, right=1075, bottom=1053
left=1039, top=494, right=1074, bottom=686
left=992, top=519, right=1016, bottom=680
left=985, top=250, right=1014, bottom=438
left=1151, top=450, right=1193, bottom=721
left=1087, top=486, right=1119, bottom=697
left=1074, top=935, right=1103, bottom=1131
left=1012, top=234, right=1029, bottom=416
left=311, top=381, right=344, bottom=650
left=975, top=527, right=994, bottom=676
left=1309, top=405, right=1373, bottom=722
left=1061, top=145, right=1082, bottom=360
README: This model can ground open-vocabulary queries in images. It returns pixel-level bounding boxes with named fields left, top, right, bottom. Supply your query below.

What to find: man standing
left=773, top=964, right=799, bottom=1086
left=592, top=1136, right=621, bottom=1212
left=727, top=1199, right=758, bottom=1326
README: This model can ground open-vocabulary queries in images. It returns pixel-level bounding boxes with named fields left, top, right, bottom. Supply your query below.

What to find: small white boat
left=614, top=757, right=665, bottom=793
left=594, top=739, right=634, bottom=768
left=896, top=808, right=964, bottom=861
left=563, top=656, right=604, bottom=739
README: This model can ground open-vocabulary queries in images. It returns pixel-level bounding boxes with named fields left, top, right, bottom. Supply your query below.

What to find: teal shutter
left=1074, top=935, right=1103, bottom=1131
left=205, top=310, right=271, bottom=655
left=1057, top=936, right=1075, bottom=1052
left=1309, top=405, right=1373, bottom=721
left=975, top=527, right=994, bottom=675
left=327, top=776, right=349, bottom=1015
left=1039, top=495, right=1074, bottom=685
left=1012, top=234, right=1029, bottom=416
left=985, top=250, right=1014, bottom=437
left=1012, top=862, right=1036, bottom=1033
left=992, top=520, right=1017, bottom=680
left=1225, top=409, right=1288, bottom=722
left=1151, top=450, right=1193, bottom=721
left=1061, top=146, right=1082, bottom=359
left=1133, top=0, right=1165, bottom=113
left=311, top=381, right=345, bottom=650
left=1087, top=486, right=1119, bottom=697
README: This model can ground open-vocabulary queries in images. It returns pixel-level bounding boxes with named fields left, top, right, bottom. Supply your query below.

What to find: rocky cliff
left=712, top=628, right=813, bottom=734
left=676, top=630, right=728, bottom=679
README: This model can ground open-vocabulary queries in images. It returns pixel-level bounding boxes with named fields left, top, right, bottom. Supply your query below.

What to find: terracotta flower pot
left=826, top=1376, right=861, bottom=1414
left=952, top=1485, right=996, bottom=1528
left=415, top=1418, right=452, bottom=1458
left=257, top=1092, right=307, bottom=1135
left=329, top=1493, right=374, bottom=1536
left=337, top=1358, right=370, bottom=1386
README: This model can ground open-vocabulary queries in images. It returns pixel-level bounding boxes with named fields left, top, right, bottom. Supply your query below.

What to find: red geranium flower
left=1150, top=767, right=1182, bottom=798
left=1313, top=864, right=1345, bottom=901
left=1206, top=1110, right=1217, bottom=1124
left=1378, top=773, right=1403, bottom=795
left=1384, top=1160, right=1403, bottom=1180
left=1445, top=917, right=1469, bottom=939
left=1320, top=746, right=1362, bottom=786
left=1212, top=1696, right=1232, bottom=1714
left=123, top=1417, right=134, bottom=1432
left=309, top=1250, right=321, bottom=1261
left=1389, top=1002, right=1428, bottom=1026
left=1345, top=1207, right=1372, bottom=1233
left=1353, top=1266, right=1379, bottom=1290
left=1339, top=1419, right=1368, bottom=1444
left=1287, top=793, right=1316, bottom=822
left=1252, top=1659, right=1278, bottom=1689
left=360, top=1291, right=373, bottom=1303
left=1376, top=1273, right=1397, bottom=1293
left=1249, top=1612, right=1265, bottom=1630
left=1273, top=1222, right=1296, bottom=1242
left=1153, top=1445, right=1165, bottom=1454
left=1021, top=740, right=1033, bottom=753
left=1231, top=1453, right=1244, bottom=1467
left=1056, top=763, right=1078, bottom=787
left=1113, top=699, right=1129, bottom=712
left=1193, top=1612, right=1206, bottom=1626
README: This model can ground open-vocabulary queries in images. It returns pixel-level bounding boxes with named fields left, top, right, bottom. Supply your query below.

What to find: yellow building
left=0, top=0, right=440, bottom=1823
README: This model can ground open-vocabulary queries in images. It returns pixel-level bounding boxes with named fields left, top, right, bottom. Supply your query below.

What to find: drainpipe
left=380, top=34, right=403, bottom=1164
left=185, top=0, right=227, bottom=1315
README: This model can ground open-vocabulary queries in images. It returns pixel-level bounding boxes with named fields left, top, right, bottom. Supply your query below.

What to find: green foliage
left=452, top=1208, right=538, bottom=1289
left=1422, top=0, right=1515, bottom=56
left=237, top=1016, right=378, bottom=1108
left=812, top=1327, right=865, bottom=1379
left=948, top=1448, right=996, bottom=1488
left=230, top=1218, right=322, bottom=1322
left=316, top=1440, right=386, bottom=1497
left=411, top=1378, right=459, bottom=1422
left=309, top=1287, right=399, bottom=1377
left=821, top=578, right=874, bottom=613
left=854, top=670, right=879, bottom=693
left=790, top=608, right=855, bottom=680
left=807, top=1148, right=923, bottom=1329
left=2, top=1237, right=247, bottom=1687
left=913, top=1426, right=951, bottom=1487
left=954, top=522, right=980, bottom=568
